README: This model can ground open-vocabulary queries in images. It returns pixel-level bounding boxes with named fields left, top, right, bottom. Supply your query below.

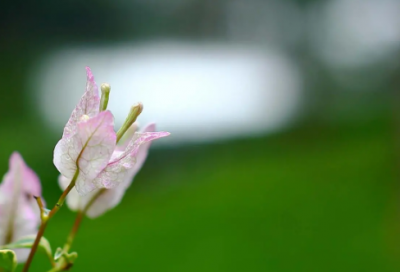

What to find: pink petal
left=86, top=123, right=159, bottom=218
left=85, top=186, right=126, bottom=218
left=93, top=131, right=170, bottom=189
left=59, top=172, right=125, bottom=218
left=58, top=175, right=82, bottom=212
left=58, top=174, right=128, bottom=218
left=124, top=123, right=156, bottom=185
left=10, top=197, right=41, bottom=262
left=62, top=67, right=100, bottom=139
left=0, top=152, right=41, bottom=197
left=58, top=125, right=167, bottom=218
left=115, top=122, right=138, bottom=151
left=0, top=153, right=42, bottom=262
left=54, top=111, right=117, bottom=195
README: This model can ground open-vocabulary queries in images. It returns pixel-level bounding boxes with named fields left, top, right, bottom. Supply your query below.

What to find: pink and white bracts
left=59, top=123, right=157, bottom=218
left=54, top=67, right=169, bottom=196
left=0, top=153, right=43, bottom=262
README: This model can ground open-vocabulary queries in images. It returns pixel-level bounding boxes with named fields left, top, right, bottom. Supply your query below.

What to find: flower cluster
left=58, top=122, right=159, bottom=218
left=54, top=67, right=169, bottom=196
left=0, top=67, right=169, bottom=271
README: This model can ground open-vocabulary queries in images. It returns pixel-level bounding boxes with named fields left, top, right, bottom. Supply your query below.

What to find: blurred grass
left=1, top=111, right=399, bottom=271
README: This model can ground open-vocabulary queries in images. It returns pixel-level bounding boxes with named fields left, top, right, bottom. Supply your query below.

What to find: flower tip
left=10, top=151, right=21, bottom=160
left=99, top=83, right=111, bottom=111
left=85, top=66, right=94, bottom=80
left=10, top=151, right=21, bottom=157
left=101, top=83, right=111, bottom=94
left=143, top=123, right=156, bottom=132
left=9, top=151, right=23, bottom=168
left=116, top=103, right=144, bottom=143
left=131, top=102, right=144, bottom=115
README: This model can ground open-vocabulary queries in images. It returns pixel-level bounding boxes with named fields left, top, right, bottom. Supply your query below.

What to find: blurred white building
left=31, top=41, right=301, bottom=145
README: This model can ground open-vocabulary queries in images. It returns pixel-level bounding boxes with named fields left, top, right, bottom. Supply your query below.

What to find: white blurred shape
left=310, top=0, right=400, bottom=67
left=31, top=41, right=301, bottom=145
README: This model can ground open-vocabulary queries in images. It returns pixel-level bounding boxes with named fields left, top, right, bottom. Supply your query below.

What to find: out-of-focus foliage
left=0, top=108, right=398, bottom=271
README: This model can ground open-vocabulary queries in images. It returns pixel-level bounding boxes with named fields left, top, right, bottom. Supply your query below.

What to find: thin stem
left=62, top=211, right=84, bottom=253
left=34, top=196, right=47, bottom=222
left=62, top=189, right=106, bottom=252
left=22, top=220, right=48, bottom=271
left=47, top=249, right=56, bottom=268
left=62, top=121, right=125, bottom=252
left=116, top=103, right=143, bottom=143
left=22, top=171, right=79, bottom=272
left=83, top=189, right=106, bottom=214
left=99, top=83, right=111, bottom=112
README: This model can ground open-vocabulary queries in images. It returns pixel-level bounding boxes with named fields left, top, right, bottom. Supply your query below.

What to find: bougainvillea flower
left=53, top=67, right=169, bottom=196
left=59, top=123, right=159, bottom=218
left=0, top=152, right=43, bottom=262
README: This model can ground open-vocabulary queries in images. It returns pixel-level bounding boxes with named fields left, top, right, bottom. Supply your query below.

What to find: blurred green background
left=1, top=0, right=400, bottom=271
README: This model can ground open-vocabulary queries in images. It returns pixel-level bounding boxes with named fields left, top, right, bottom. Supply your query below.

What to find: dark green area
left=0, top=110, right=397, bottom=272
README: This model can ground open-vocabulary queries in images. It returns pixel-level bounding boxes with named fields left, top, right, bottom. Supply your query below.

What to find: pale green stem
left=62, top=189, right=106, bottom=253
left=22, top=170, right=79, bottom=272
left=99, top=83, right=111, bottom=112
left=116, top=103, right=143, bottom=142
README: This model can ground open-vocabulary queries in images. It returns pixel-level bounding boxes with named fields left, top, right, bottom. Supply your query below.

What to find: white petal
left=54, top=111, right=117, bottom=195
left=93, top=131, right=169, bottom=189
left=0, top=153, right=42, bottom=262
left=58, top=175, right=82, bottom=211
left=62, top=67, right=100, bottom=139
left=85, top=186, right=126, bottom=218
left=83, top=125, right=155, bottom=218
left=0, top=153, right=42, bottom=244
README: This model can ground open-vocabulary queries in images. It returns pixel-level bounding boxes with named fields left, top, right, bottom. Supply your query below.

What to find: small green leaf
left=54, top=249, right=78, bottom=271
left=0, top=250, right=17, bottom=272
left=54, top=247, right=63, bottom=261
left=54, top=249, right=78, bottom=264
left=64, top=252, right=78, bottom=264
left=1, top=235, right=52, bottom=259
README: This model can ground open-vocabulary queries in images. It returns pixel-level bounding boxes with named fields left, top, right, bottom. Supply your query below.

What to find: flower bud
left=99, top=83, right=111, bottom=111
left=116, top=103, right=143, bottom=143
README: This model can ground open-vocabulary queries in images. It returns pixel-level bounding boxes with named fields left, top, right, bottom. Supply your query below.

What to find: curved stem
left=22, top=220, right=48, bottom=270
left=62, top=189, right=106, bottom=252
left=22, top=171, right=79, bottom=272
left=62, top=211, right=84, bottom=253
